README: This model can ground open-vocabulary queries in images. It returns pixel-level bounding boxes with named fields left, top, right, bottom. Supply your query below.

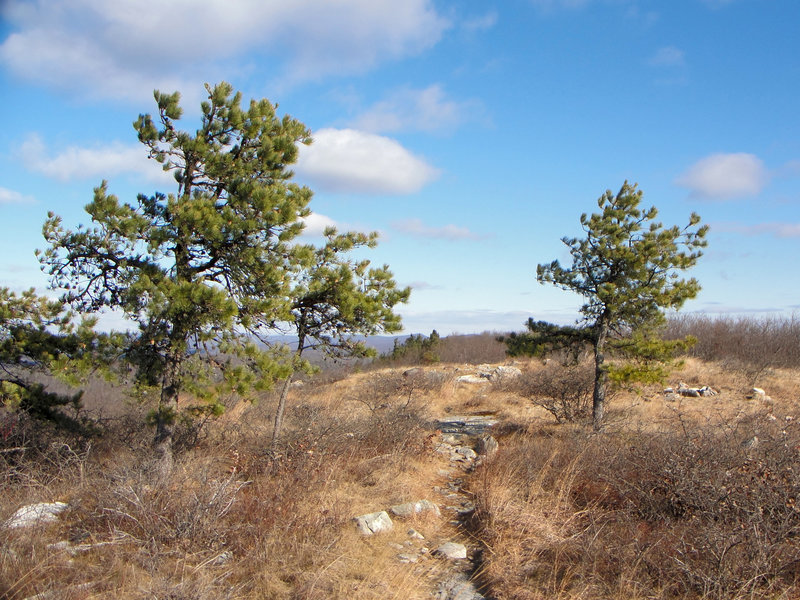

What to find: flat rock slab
left=455, top=375, right=489, bottom=384
left=390, top=499, right=441, bottom=518
left=354, top=510, right=393, bottom=535
left=435, top=416, right=498, bottom=436
left=5, top=502, right=68, bottom=529
left=435, top=573, right=486, bottom=600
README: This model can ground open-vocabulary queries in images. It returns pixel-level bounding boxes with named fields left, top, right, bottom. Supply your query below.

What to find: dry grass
left=4, top=337, right=800, bottom=599
left=0, top=367, right=451, bottom=600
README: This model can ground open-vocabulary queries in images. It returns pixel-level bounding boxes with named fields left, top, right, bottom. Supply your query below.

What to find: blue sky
left=1, top=0, right=798, bottom=335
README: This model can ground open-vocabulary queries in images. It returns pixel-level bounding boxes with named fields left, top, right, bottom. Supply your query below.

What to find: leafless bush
left=471, top=410, right=800, bottom=599
left=666, top=314, right=800, bottom=383
left=496, top=362, right=595, bottom=423
left=349, top=369, right=445, bottom=413
left=437, top=332, right=508, bottom=364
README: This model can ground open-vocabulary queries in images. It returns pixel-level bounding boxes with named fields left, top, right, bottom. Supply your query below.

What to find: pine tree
left=0, top=287, right=114, bottom=430
left=40, top=82, right=314, bottom=472
left=271, top=227, right=410, bottom=445
left=529, top=181, right=707, bottom=429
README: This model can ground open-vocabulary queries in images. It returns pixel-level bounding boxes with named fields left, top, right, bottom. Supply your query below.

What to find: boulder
left=354, top=511, right=393, bottom=536
left=5, top=502, right=68, bottom=529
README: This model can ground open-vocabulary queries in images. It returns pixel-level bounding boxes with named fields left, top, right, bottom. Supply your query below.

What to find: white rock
left=456, top=447, right=478, bottom=461
left=390, top=499, right=441, bottom=518
left=434, top=541, right=468, bottom=560
left=491, top=366, right=522, bottom=380
left=353, top=510, right=393, bottom=535
left=456, top=375, right=488, bottom=385
left=5, top=502, right=68, bottom=529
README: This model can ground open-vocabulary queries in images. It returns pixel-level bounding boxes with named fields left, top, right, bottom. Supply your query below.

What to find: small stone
left=434, top=542, right=468, bottom=560
left=213, top=550, right=233, bottom=565
left=353, top=511, right=393, bottom=535
left=397, top=553, right=419, bottom=563
left=388, top=542, right=405, bottom=550
left=407, top=528, right=425, bottom=540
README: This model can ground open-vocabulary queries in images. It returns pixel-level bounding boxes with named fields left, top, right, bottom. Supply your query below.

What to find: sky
left=1, top=0, right=798, bottom=336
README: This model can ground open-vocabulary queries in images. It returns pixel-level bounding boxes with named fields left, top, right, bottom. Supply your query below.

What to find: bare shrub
left=470, top=410, right=800, bottom=599
left=437, top=332, right=508, bottom=364
left=349, top=369, right=445, bottom=413
left=496, top=362, right=594, bottom=423
left=666, top=314, right=800, bottom=384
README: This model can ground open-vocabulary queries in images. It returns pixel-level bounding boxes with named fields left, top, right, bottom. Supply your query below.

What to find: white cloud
left=19, top=134, right=173, bottom=184
left=0, top=186, right=34, bottom=204
left=351, top=85, right=478, bottom=134
left=295, top=128, right=439, bottom=195
left=300, top=212, right=339, bottom=237
left=392, top=218, right=486, bottom=241
left=676, top=153, right=768, bottom=199
left=649, top=46, right=685, bottom=67
left=0, top=0, right=449, bottom=101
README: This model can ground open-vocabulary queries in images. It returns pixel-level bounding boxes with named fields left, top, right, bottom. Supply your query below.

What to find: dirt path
left=426, top=415, right=498, bottom=600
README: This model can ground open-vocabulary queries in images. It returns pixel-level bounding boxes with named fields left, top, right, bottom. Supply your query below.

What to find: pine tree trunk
left=272, top=329, right=306, bottom=448
left=592, top=320, right=610, bottom=431
left=154, top=353, right=181, bottom=477
left=271, top=372, right=293, bottom=448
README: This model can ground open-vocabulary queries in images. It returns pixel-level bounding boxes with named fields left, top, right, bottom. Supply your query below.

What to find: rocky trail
left=352, top=413, right=499, bottom=599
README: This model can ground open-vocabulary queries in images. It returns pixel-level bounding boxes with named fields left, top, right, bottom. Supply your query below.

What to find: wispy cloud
left=0, top=186, right=35, bottom=204
left=676, top=153, right=769, bottom=199
left=391, top=218, right=487, bottom=241
left=648, top=46, right=685, bottom=67
left=296, top=128, right=439, bottom=195
left=350, top=85, right=480, bottom=134
left=19, top=134, right=172, bottom=184
left=406, top=281, right=443, bottom=291
left=713, top=221, right=800, bottom=238
left=0, top=0, right=449, bottom=102
left=461, top=11, right=498, bottom=32
left=399, top=308, right=548, bottom=335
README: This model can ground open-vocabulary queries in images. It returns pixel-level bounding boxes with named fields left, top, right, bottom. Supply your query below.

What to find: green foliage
left=384, top=330, right=441, bottom=364
left=270, top=227, right=410, bottom=444
left=537, top=181, right=707, bottom=330
left=0, top=287, right=115, bottom=430
left=39, top=82, right=315, bottom=457
left=289, top=227, right=410, bottom=361
left=532, top=181, right=707, bottom=427
left=500, top=319, right=590, bottom=364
